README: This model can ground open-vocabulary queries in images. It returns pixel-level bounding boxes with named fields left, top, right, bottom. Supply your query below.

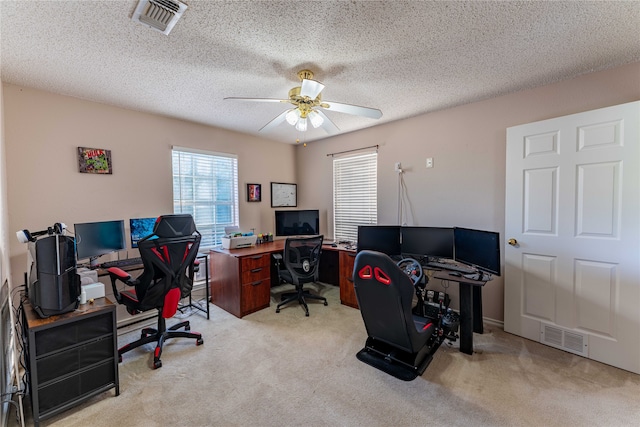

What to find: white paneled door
left=504, top=101, right=640, bottom=374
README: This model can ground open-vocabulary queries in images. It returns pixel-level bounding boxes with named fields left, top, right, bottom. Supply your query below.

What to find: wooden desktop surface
left=24, top=297, right=115, bottom=329
left=211, top=240, right=350, bottom=257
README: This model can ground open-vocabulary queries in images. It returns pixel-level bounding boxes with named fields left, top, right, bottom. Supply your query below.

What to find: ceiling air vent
left=132, top=0, right=187, bottom=35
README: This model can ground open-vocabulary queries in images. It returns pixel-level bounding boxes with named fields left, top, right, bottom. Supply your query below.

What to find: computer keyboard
left=101, top=257, right=142, bottom=268
left=423, top=260, right=476, bottom=274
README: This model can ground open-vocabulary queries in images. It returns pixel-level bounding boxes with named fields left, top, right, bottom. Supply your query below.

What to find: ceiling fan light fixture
left=295, top=118, right=308, bottom=132
left=285, top=109, right=300, bottom=126
left=225, top=68, right=381, bottom=136
left=308, top=110, right=324, bottom=128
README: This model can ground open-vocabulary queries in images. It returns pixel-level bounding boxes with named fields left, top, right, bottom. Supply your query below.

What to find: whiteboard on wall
left=271, top=182, right=297, bottom=207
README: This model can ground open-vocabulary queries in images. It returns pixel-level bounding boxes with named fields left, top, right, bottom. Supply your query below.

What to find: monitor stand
left=89, top=256, right=100, bottom=268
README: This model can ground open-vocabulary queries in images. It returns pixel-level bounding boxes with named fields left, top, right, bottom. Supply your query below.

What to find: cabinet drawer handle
left=348, top=253, right=356, bottom=258
left=250, top=255, right=263, bottom=260
left=347, top=277, right=354, bottom=283
left=250, top=268, right=262, bottom=273
left=251, top=280, right=263, bottom=286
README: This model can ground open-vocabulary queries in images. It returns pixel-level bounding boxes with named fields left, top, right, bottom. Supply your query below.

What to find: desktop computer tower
left=27, top=234, right=80, bottom=318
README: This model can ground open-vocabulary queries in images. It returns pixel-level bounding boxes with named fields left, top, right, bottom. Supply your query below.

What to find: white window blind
left=172, top=147, right=238, bottom=249
left=333, top=152, right=377, bottom=243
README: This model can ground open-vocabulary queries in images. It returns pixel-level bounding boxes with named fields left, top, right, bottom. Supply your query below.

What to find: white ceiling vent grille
left=132, top=0, right=187, bottom=35
left=540, top=323, right=589, bottom=357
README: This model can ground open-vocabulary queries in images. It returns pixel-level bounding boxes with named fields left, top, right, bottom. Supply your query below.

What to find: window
left=172, top=147, right=238, bottom=248
left=333, top=152, right=377, bottom=242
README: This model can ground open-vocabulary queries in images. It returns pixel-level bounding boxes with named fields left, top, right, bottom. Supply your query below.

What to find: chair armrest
left=107, top=267, right=132, bottom=281
left=273, top=253, right=283, bottom=261
left=107, top=267, right=133, bottom=304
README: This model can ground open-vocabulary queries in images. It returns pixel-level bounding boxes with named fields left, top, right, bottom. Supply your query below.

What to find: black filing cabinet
left=23, top=299, right=119, bottom=426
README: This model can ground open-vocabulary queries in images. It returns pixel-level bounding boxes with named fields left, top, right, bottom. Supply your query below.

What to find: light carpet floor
left=12, top=283, right=640, bottom=427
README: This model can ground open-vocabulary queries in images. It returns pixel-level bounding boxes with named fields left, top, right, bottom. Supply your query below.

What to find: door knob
left=508, top=238, right=518, bottom=246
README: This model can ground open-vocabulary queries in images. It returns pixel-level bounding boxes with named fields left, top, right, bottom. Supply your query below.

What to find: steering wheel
left=396, top=258, right=423, bottom=286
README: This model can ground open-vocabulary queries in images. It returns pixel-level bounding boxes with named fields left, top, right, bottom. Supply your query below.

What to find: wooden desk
left=433, top=271, right=488, bottom=355
left=209, top=241, right=357, bottom=318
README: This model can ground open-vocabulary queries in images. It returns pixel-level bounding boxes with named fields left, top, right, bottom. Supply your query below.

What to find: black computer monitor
left=453, top=227, right=501, bottom=278
left=129, top=217, right=157, bottom=248
left=356, top=225, right=402, bottom=256
left=400, top=226, right=454, bottom=259
left=275, top=210, right=320, bottom=236
left=74, top=220, right=126, bottom=265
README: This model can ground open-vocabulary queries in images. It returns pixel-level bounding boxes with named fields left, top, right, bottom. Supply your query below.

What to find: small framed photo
left=247, top=183, right=261, bottom=202
left=78, top=147, right=112, bottom=174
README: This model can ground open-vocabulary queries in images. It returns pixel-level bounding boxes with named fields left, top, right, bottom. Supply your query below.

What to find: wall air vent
left=540, top=323, right=589, bottom=357
left=132, top=0, right=187, bottom=35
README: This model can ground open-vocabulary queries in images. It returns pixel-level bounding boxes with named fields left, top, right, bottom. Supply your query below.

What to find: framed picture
left=271, top=182, right=297, bottom=207
left=247, top=183, right=261, bottom=202
left=77, top=147, right=112, bottom=174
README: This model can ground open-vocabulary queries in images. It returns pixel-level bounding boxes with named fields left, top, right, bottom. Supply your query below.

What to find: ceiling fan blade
left=224, top=97, right=289, bottom=103
left=322, top=101, right=383, bottom=119
left=315, top=110, right=340, bottom=135
left=299, top=79, right=325, bottom=99
left=259, top=110, right=289, bottom=132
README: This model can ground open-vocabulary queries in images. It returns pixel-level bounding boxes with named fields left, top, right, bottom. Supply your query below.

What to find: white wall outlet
left=426, top=157, right=434, bottom=168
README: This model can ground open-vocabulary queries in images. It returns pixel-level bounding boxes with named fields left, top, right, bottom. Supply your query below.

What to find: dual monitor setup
left=74, top=217, right=157, bottom=266
left=357, top=225, right=501, bottom=281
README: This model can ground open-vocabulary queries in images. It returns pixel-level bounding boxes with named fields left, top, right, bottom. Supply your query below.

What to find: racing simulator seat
left=273, top=235, right=327, bottom=316
left=353, top=250, right=441, bottom=381
left=107, top=214, right=203, bottom=369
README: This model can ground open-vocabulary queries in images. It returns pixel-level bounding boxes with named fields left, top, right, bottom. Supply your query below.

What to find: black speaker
left=27, top=234, right=80, bottom=318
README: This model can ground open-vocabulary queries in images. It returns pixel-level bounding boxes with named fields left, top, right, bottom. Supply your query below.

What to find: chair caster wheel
left=276, top=309, right=280, bottom=313
left=196, top=337, right=204, bottom=345
left=118, top=355, right=123, bottom=363
left=324, top=301, right=328, bottom=306
left=153, top=360, right=162, bottom=369
left=305, top=312, right=309, bottom=317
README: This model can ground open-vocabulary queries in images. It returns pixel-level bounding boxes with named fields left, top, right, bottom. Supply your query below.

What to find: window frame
left=333, top=151, right=378, bottom=243
left=172, top=146, right=239, bottom=249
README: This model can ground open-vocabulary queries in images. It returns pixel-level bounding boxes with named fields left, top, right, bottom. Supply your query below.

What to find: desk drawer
left=241, top=264, right=270, bottom=284
left=241, top=278, right=271, bottom=314
left=240, top=254, right=271, bottom=271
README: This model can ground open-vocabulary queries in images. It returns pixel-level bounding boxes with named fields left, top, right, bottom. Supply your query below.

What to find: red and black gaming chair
left=353, top=250, right=438, bottom=381
left=107, top=214, right=203, bottom=369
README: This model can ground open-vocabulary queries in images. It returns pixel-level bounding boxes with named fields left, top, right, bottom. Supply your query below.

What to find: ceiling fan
left=224, top=69, right=382, bottom=135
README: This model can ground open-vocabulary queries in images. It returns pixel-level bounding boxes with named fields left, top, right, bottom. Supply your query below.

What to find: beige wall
left=3, top=62, right=639, bottom=323
left=0, top=80, right=8, bottom=290
left=2, top=85, right=296, bottom=287
left=295, top=62, right=640, bottom=322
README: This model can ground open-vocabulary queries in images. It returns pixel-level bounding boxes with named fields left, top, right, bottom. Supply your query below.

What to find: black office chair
left=107, top=214, right=203, bottom=369
left=353, top=250, right=439, bottom=381
left=273, top=235, right=327, bottom=316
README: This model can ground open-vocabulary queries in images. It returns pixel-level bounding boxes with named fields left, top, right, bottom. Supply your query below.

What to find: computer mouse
left=331, top=243, right=338, bottom=247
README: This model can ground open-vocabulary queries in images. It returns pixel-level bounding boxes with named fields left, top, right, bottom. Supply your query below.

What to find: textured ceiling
left=1, top=0, right=639, bottom=144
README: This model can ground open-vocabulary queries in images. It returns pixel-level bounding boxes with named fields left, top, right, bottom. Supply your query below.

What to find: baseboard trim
left=484, top=317, right=504, bottom=329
